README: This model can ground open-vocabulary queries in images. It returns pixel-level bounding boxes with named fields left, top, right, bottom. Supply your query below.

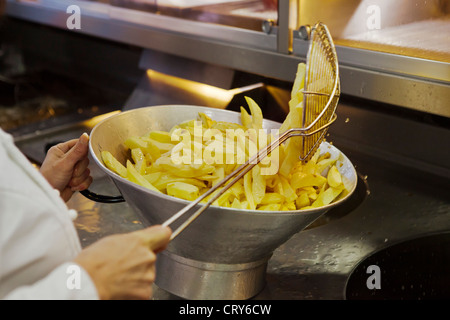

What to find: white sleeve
left=3, top=262, right=99, bottom=300
left=0, top=129, right=99, bottom=300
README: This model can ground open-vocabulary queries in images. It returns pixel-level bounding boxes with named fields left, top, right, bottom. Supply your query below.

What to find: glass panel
left=295, top=0, right=450, bottom=63
left=110, top=0, right=279, bottom=31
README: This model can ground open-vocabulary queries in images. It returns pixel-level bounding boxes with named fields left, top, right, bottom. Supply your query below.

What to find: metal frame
left=5, top=0, right=450, bottom=118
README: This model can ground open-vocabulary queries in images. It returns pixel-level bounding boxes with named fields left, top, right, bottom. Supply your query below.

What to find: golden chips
left=101, top=63, right=347, bottom=211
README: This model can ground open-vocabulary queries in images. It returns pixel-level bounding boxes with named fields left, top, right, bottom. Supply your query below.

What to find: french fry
left=167, top=181, right=199, bottom=201
left=126, top=160, right=160, bottom=193
left=252, top=165, right=266, bottom=205
left=198, top=112, right=215, bottom=128
left=245, top=96, right=263, bottom=130
left=101, top=150, right=127, bottom=178
left=244, top=171, right=256, bottom=210
left=231, top=198, right=242, bottom=209
left=327, top=165, right=343, bottom=188
left=240, top=106, right=253, bottom=130
left=148, top=130, right=174, bottom=144
left=131, top=148, right=146, bottom=175
left=124, top=137, right=147, bottom=150
left=260, top=192, right=284, bottom=205
left=310, top=185, right=344, bottom=208
left=258, top=203, right=282, bottom=211
left=295, top=192, right=310, bottom=209
left=290, top=171, right=327, bottom=190
left=154, top=157, right=215, bottom=178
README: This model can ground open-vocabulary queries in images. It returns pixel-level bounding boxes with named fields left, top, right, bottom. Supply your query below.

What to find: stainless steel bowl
left=88, top=105, right=358, bottom=299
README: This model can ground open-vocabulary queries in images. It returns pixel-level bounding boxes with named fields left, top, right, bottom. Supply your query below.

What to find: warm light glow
left=81, top=110, right=121, bottom=129
left=146, top=69, right=233, bottom=105
left=145, top=69, right=263, bottom=107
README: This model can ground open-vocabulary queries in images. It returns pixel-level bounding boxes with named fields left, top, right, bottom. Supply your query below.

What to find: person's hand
left=40, top=133, right=92, bottom=202
left=73, top=225, right=172, bottom=300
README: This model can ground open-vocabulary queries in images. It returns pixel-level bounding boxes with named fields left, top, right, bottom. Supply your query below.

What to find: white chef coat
left=0, top=128, right=98, bottom=299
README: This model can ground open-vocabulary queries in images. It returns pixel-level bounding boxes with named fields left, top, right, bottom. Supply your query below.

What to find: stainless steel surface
left=276, top=0, right=289, bottom=54
left=108, top=5, right=278, bottom=51
left=87, top=105, right=357, bottom=299
left=11, top=97, right=450, bottom=299
left=5, top=0, right=450, bottom=117
left=155, top=251, right=269, bottom=300
left=111, top=0, right=278, bottom=32
left=70, top=143, right=450, bottom=300
left=138, top=49, right=236, bottom=90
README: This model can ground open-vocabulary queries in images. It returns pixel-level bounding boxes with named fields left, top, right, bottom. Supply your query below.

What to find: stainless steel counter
left=62, top=144, right=449, bottom=300
left=14, top=101, right=450, bottom=300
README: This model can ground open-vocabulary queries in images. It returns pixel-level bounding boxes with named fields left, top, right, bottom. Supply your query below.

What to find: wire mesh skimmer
left=163, top=22, right=341, bottom=240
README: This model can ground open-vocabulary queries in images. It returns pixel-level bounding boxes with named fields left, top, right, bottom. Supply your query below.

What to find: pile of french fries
left=101, top=63, right=347, bottom=211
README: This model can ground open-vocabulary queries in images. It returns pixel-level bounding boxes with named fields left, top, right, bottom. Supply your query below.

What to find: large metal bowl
left=88, top=105, right=358, bottom=299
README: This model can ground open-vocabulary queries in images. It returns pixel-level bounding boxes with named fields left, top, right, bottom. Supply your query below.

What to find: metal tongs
left=163, top=23, right=341, bottom=241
